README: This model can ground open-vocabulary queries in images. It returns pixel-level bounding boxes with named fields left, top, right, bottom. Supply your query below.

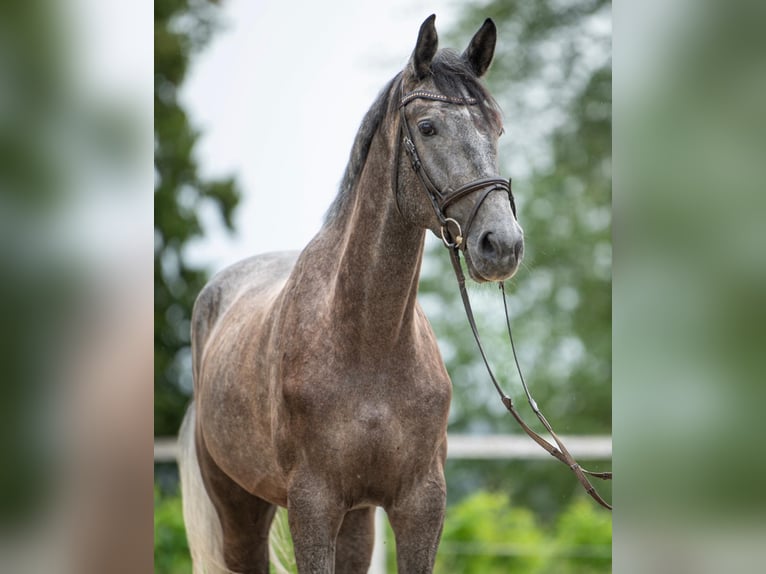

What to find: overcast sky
left=182, top=0, right=460, bottom=271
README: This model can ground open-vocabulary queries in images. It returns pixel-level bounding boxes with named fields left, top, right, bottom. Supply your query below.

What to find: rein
left=398, top=85, right=613, bottom=510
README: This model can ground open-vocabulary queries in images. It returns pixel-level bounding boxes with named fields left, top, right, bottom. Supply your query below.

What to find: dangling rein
left=447, top=250, right=613, bottom=511
left=398, top=84, right=613, bottom=510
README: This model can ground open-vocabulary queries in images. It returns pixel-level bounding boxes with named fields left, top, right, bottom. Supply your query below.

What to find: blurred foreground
left=0, top=1, right=152, bottom=572
left=613, top=0, right=766, bottom=571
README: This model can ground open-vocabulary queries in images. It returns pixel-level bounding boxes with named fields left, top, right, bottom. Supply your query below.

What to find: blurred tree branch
left=154, top=0, right=240, bottom=436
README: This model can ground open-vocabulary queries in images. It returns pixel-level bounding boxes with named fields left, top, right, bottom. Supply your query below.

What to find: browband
left=399, top=90, right=478, bottom=108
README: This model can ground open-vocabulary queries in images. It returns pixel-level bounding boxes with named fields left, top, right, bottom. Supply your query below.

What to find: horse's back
left=191, top=251, right=299, bottom=387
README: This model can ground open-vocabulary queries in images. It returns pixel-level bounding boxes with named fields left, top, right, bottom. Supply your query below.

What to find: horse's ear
left=462, top=18, right=497, bottom=77
left=411, top=14, right=438, bottom=80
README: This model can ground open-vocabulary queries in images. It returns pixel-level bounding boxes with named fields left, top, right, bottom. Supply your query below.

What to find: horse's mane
left=324, top=74, right=399, bottom=224
left=324, top=49, right=502, bottom=224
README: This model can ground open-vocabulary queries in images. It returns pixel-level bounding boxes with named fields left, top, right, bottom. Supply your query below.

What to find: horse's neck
left=315, top=130, right=425, bottom=353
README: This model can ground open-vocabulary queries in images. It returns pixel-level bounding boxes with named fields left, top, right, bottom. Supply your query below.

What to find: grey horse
left=179, top=15, right=523, bottom=574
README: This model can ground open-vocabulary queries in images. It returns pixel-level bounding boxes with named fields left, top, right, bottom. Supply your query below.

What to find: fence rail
left=154, top=434, right=611, bottom=463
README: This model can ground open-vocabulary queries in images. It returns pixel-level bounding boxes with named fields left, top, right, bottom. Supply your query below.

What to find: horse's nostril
left=480, top=231, right=498, bottom=258
left=513, top=239, right=524, bottom=261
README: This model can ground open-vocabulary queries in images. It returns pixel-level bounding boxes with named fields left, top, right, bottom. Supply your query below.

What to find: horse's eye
left=418, top=120, right=436, bottom=137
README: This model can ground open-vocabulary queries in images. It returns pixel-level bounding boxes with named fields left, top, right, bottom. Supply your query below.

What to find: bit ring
left=440, top=218, right=463, bottom=248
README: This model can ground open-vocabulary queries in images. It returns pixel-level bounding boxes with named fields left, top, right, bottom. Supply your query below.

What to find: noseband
left=394, top=82, right=613, bottom=510
left=396, top=85, right=516, bottom=248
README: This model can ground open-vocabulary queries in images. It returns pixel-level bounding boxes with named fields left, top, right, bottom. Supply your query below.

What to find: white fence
left=154, top=434, right=611, bottom=463
left=155, top=434, right=611, bottom=573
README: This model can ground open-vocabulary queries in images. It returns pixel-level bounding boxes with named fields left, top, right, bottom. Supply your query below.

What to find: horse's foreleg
left=286, top=480, right=345, bottom=574
left=196, top=429, right=277, bottom=574
left=386, top=472, right=446, bottom=574
left=334, top=507, right=375, bottom=574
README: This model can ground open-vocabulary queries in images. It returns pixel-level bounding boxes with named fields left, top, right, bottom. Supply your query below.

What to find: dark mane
left=324, top=75, right=399, bottom=224
left=324, top=50, right=501, bottom=225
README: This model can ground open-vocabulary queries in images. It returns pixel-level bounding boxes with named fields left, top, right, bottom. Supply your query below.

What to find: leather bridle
left=396, top=85, right=516, bottom=249
left=396, top=82, right=613, bottom=510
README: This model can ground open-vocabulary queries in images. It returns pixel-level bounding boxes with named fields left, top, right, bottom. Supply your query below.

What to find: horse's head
left=394, top=15, right=524, bottom=283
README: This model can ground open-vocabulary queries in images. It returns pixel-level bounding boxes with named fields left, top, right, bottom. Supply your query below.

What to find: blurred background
left=155, top=0, right=611, bottom=572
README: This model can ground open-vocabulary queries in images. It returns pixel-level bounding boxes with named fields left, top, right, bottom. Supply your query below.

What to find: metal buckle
left=403, top=137, right=421, bottom=171
left=440, top=218, right=463, bottom=248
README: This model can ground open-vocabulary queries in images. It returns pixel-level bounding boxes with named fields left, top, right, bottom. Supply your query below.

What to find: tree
left=155, top=0, right=240, bottom=436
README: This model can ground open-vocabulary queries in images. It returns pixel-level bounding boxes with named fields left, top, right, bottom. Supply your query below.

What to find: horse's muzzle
left=464, top=196, right=524, bottom=282
left=468, top=234, right=524, bottom=282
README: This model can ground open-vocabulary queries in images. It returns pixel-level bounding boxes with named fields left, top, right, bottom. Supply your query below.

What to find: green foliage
left=154, top=487, right=192, bottom=574
left=154, top=488, right=609, bottom=573
left=552, top=498, right=612, bottom=573
left=384, top=491, right=610, bottom=573
left=436, top=492, right=546, bottom=573
left=155, top=0, right=241, bottom=436
left=436, top=492, right=611, bottom=574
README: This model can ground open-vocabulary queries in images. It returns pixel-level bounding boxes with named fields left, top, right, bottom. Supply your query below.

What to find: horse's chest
left=290, top=391, right=448, bottom=503
left=284, top=364, right=450, bottom=428
left=281, top=367, right=451, bottom=470
left=276, top=336, right=452, bottom=498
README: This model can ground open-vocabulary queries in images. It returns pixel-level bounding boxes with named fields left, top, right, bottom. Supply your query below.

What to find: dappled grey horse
left=179, top=15, right=523, bottom=574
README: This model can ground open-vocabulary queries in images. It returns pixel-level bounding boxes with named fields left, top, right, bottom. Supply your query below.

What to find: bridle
left=396, top=82, right=613, bottom=510
left=396, top=85, right=515, bottom=249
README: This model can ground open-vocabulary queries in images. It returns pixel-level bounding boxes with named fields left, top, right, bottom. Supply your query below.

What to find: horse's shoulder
left=191, top=251, right=299, bottom=359
left=196, top=251, right=298, bottom=312
left=208, top=251, right=299, bottom=290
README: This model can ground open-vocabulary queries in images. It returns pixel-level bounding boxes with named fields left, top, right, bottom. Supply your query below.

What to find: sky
left=182, top=0, right=462, bottom=271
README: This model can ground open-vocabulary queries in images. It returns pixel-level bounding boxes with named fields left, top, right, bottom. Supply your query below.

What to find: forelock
left=429, top=49, right=502, bottom=130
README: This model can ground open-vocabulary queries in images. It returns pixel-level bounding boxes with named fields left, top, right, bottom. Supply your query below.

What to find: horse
left=179, top=15, right=524, bottom=574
